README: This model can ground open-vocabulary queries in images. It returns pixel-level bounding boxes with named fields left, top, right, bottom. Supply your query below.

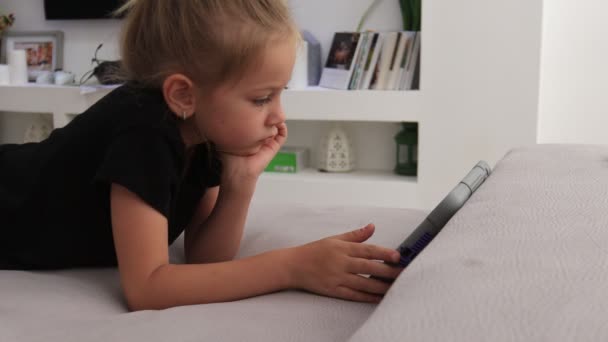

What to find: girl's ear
left=162, top=74, right=196, bottom=119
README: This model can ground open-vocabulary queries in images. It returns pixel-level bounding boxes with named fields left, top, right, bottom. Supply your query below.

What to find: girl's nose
left=268, top=103, right=286, bottom=125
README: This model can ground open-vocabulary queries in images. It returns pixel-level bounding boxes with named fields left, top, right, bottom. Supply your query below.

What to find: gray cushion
left=350, top=145, right=608, bottom=342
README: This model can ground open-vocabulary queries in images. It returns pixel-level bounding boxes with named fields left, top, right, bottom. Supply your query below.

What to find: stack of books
left=319, top=31, right=421, bottom=91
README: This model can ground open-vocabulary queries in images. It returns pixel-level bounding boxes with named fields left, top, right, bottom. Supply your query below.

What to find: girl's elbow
left=123, top=290, right=155, bottom=311
left=124, top=292, right=174, bottom=311
left=122, top=266, right=172, bottom=311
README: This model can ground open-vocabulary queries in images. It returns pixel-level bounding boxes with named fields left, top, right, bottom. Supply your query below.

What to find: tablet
left=381, top=161, right=491, bottom=276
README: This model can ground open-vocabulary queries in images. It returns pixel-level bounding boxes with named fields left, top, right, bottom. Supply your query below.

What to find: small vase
left=318, top=123, right=355, bottom=172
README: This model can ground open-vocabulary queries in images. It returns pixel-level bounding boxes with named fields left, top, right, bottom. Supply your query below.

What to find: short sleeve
left=95, top=127, right=182, bottom=218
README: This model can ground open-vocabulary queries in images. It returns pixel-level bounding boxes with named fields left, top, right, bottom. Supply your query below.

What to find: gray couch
left=3, top=145, right=606, bottom=342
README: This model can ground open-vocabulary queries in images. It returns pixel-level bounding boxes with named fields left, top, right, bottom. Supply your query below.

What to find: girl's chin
left=217, top=144, right=263, bottom=156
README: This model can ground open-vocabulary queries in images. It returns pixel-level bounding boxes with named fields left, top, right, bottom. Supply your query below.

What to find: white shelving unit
left=0, top=0, right=545, bottom=210
left=0, top=83, right=420, bottom=208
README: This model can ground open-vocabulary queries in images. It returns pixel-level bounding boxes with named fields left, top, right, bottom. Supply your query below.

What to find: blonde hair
left=116, top=0, right=299, bottom=88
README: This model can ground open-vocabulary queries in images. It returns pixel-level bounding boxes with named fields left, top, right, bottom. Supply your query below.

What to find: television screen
left=44, top=0, right=126, bottom=20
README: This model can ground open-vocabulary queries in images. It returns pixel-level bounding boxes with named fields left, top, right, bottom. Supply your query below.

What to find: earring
left=182, top=111, right=187, bottom=121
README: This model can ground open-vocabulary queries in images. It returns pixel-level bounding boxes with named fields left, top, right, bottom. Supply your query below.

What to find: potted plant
left=0, top=7, right=15, bottom=54
left=0, top=9, right=15, bottom=35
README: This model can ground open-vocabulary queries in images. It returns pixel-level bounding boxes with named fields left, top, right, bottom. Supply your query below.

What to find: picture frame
left=0, top=30, right=64, bottom=81
left=319, top=32, right=363, bottom=90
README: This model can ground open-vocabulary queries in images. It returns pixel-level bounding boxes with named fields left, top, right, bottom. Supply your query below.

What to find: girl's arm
left=183, top=181, right=254, bottom=264
left=111, top=183, right=291, bottom=311
left=111, top=183, right=402, bottom=311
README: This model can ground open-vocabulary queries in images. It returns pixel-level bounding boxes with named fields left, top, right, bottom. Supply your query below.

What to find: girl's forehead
left=240, top=40, right=297, bottom=91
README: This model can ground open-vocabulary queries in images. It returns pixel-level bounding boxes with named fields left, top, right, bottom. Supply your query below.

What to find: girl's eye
left=253, top=96, right=272, bottom=107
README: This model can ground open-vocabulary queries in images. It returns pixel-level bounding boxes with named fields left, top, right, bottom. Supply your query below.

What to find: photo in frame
left=0, top=31, right=64, bottom=81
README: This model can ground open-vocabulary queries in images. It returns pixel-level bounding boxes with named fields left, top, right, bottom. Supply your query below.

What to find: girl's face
left=194, top=38, right=296, bottom=156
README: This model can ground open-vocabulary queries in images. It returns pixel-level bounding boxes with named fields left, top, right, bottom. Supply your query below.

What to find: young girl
left=0, top=0, right=403, bottom=310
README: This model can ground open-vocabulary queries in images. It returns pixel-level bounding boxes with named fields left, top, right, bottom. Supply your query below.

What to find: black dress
left=0, top=84, right=221, bottom=270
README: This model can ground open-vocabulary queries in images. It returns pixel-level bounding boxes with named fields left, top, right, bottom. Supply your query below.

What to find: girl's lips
left=261, top=134, right=276, bottom=142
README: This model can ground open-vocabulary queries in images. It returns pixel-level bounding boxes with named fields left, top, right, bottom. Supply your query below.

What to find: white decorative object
left=8, top=49, right=27, bottom=85
left=23, top=114, right=53, bottom=143
left=54, top=70, right=75, bottom=85
left=318, top=123, right=356, bottom=172
left=287, top=31, right=322, bottom=89
left=36, top=70, right=54, bottom=84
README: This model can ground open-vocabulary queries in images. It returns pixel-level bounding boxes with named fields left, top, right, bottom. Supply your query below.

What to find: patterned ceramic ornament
left=318, top=123, right=355, bottom=172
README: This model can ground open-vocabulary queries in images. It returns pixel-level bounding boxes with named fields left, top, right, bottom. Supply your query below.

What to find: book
left=372, top=31, right=399, bottom=90
left=396, top=31, right=417, bottom=90
left=411, top=40, right=421, bottom=90
left=359, top=32, right=381, bottom=90
left=387, top=31, right=411, bottom=90
left=348, top=32, right=370, bottom=90
left=402, top=31, right=421, bottom=90
left=319, top=32, right=364, bottom=90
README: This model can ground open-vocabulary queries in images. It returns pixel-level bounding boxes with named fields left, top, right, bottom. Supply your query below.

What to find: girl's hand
left=287, top=224, right=404, bottom=303
left=220, top=123, right=287, bottom=187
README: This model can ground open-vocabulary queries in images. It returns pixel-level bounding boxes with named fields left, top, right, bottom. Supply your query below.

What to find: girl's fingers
left=274, top=123, right=287, bottom=146
left=346, top=258, right=404, bottom=279
left=334, top=285, right=383, bottom=303
left=349, top=243, right=401, bottom=263
left=277, top=122, right=288, bottom=138
left=343, top=274, right=392, bottom=295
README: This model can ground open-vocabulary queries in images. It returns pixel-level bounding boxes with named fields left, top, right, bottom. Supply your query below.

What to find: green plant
left=399, top=0, right=421, bottom=31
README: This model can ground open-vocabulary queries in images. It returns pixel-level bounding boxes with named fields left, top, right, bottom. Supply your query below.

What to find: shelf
left=0, top=83, right=112, bottom=115
left=283, top=86, right=421, bottom=122
left=0, top=84, right=113, bottom=127
left=0, top=84, right=421, bottom=125
left=261, top=168, right=416, bottom=184
left=255, top=168, right=419, bottom=208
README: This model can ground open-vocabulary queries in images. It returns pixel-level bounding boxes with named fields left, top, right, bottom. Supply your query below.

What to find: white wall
left=0, top=0, right=121, bottom=80
left=0, top=0, right=401, bottom=81
left=416, top=0, right=542, bottom=206
left=538, top=0, right=608, bottom=144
